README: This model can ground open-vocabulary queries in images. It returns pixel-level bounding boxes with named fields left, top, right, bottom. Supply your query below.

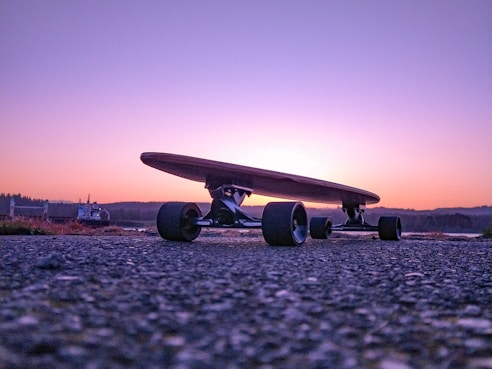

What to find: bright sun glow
left=231, top=144, right=328, bottom=179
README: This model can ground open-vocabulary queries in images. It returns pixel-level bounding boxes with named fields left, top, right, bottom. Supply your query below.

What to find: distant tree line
left=2, top=194, right=490, bottom=233
left=104, top=203, right=491, bottom=233
left=0, top=193, right=46, bottom=206
left=105, top=208, right=159, bottom=222
left=310, top=208, right=491, bottom=233
left=397, top=214, right=490, bottom=233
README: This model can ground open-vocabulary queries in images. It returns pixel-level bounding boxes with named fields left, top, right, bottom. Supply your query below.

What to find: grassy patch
left=482, top=226, right=492, bottom=239
left=0, top=219, right=141, bottom=236
left=1, top=219, right=50, bottom=235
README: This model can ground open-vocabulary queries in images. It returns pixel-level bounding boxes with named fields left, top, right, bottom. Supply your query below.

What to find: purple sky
left=1, top=0, right=491, bottom=209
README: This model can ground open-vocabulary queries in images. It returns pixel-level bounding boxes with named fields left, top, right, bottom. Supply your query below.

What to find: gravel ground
left=1, top=234, right=491, bottom=369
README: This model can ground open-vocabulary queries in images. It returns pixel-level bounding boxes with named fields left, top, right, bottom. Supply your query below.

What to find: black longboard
left=141, top=152, right=401, bottom=245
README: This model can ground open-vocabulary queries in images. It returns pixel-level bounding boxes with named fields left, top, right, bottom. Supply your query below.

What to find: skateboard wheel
left=310, top=217, right=332, bottom=239
left=157, top=202, right=202, bottom=241
left=378, top=216, right=402, bottom=241
left=262, top=202, right=308, bottom=246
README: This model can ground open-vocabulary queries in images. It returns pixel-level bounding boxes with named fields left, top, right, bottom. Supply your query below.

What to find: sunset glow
left=1, top=1, right=491, bottom=210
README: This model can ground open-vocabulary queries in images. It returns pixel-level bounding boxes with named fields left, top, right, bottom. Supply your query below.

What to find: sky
left=1, top=0, right=491, bottom=210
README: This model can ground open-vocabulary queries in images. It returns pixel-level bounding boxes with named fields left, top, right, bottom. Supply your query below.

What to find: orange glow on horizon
left=2, top=152, right=490, bottom=211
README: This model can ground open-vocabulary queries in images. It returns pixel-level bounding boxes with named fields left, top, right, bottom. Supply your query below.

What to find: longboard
left=140, top=152, right=401, bottom=245
left=140, top=152, right=380, bottom=205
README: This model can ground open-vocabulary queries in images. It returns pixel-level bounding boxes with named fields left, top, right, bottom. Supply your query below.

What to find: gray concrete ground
left=1, top=234, right=491, bottom=368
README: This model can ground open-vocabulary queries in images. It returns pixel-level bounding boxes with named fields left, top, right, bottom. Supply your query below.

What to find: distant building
left=77, top=197, right=110, bottom=226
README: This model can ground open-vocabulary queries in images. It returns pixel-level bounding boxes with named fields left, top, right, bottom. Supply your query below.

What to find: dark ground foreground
left=1, top=234, right=491, bottom=369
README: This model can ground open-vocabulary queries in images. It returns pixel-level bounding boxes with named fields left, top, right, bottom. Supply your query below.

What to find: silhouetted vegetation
left=393, top=213, right=489, bottom=233
left=0, top=193, right=46, bottom=206
left=0, top=219, right=140, bottom=236
left=0, top=220, right=50, bottom=235
left=482, top=227, right=492, bottom=238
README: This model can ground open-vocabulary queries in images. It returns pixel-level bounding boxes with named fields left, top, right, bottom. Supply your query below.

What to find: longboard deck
left=141, top=152, right=380, bottom=205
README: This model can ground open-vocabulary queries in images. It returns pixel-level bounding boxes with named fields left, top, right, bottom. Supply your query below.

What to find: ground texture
left=1, top=234, right=491, bottom=369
